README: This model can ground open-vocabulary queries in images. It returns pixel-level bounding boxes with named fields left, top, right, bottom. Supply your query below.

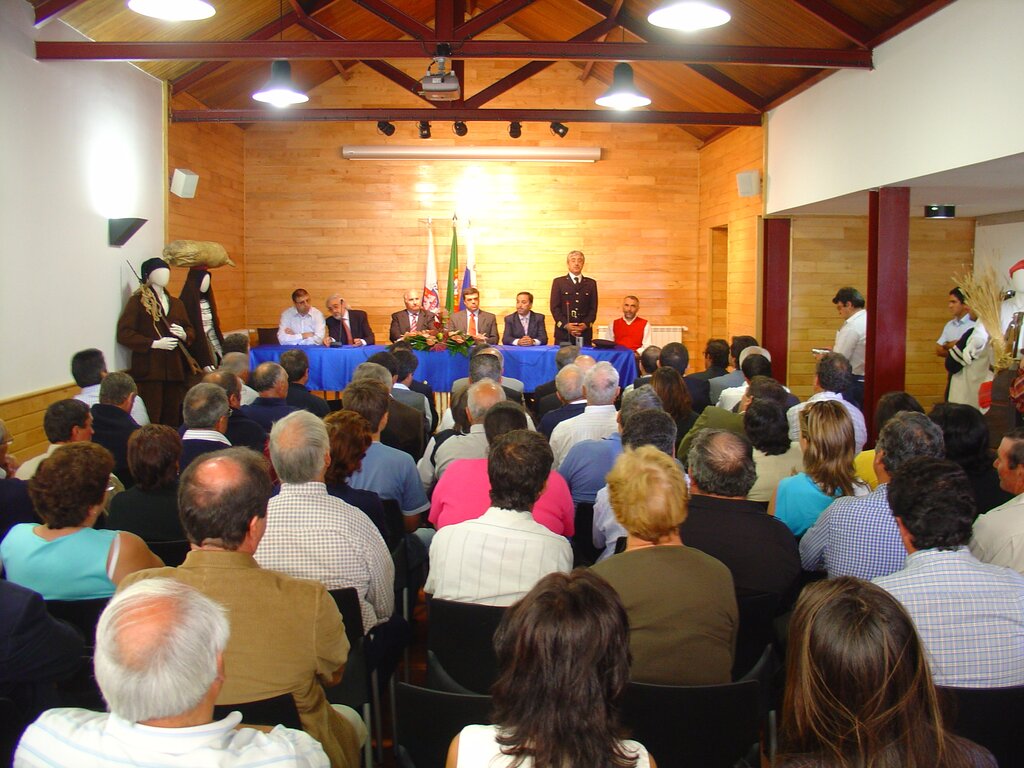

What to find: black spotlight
left=550, top=121, right=568, bottom=138
left=508, top=121, right=522, bottom=139
left=453, top=121, right=468, bottom=137
left=418, top=121, right=431, bottom=139
left=924, top=204, right=956, bottom=219
left=376, top=120, right=395, bottom=137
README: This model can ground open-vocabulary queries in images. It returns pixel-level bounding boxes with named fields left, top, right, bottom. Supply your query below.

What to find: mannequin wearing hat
left=116, top=257, right=195, bottom=427
left=1000, top=260, right=1024, bottom=337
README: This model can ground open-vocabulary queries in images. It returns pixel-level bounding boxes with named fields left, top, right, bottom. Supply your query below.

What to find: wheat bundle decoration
left=956, top=266, right=1012, bottom=372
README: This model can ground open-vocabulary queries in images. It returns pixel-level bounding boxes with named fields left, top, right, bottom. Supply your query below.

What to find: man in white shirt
left=419, top=380, right=505, bottom=489
left=830, top=287, right=867, bottom=407
left=425, top=429, right=572, bottom=606
left=936, top=287, right=976, bottom=358
left=786, top=353, right=867, bottom=453
left=277, top=288, right=326, bottom=346
left=972, top=427, right=1024, bottom=575
left=15, top=578, right=330, bottom=768
left=602, top=295, right=652, bottom=355
left=72, top=347, right=151, bottom=426
left=550, top=361, right=621, bottom=467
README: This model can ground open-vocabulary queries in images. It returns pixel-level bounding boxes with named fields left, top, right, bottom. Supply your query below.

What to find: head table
left=249, top=344, right=637, bottom=394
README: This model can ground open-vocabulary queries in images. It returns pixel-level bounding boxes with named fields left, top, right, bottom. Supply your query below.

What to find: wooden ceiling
left=31, top=0, right=955, bottom=142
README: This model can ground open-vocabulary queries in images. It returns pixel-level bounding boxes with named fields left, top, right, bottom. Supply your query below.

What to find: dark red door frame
left=761, top=217, right=791, bottom=387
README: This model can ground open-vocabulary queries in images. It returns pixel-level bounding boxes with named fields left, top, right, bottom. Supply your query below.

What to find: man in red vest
left=603, top=295, right=652, bottom=358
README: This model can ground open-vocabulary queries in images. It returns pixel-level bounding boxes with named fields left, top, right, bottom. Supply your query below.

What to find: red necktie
left=469, top=312, right=477, bottom=337
left=342, top=316, right=352, bottom=344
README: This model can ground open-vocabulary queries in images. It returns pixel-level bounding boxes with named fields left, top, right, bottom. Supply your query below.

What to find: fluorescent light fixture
left=648, top=1, right=730, bottom=31
left=595, top=63, right=652, bottom=110
left=252, top=61, right=308, bottom=108
left=128, top=0, right=215, bottom=21
left=342, top=146, right=602, bottom=163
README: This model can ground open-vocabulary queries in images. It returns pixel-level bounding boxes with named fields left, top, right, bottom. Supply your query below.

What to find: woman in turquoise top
left=0, top=443, right=163, bottom=600
left=770, top=400, right=864, bottom=537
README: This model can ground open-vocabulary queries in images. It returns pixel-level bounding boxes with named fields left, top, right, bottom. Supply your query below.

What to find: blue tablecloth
left=250, top=345, right=637, bottom=393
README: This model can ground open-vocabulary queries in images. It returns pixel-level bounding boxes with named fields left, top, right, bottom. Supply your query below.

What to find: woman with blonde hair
left=777, top=577, right=994, bottom=767
left=592, top=443, right=737, bottom=685
left=770, top=400, right=866, bottom=536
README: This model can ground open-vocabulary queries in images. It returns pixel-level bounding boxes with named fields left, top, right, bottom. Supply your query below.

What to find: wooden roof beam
left=786, top=0, right=873, bottom=48
left=350, top=0, right=434, bottom=40
left=172, top=107, right=763, bottom=125
left=579, top=0, right=624, bottom=83
left=38, top=40, right=874, bottom=68
left=455, top=0, right=538, bottom=40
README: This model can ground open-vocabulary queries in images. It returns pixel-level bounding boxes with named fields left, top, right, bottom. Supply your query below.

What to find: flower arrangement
left=403, top=309, right=475, bottom=356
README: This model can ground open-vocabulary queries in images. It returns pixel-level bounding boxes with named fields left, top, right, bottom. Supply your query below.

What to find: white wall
left=765, top=0, right=1024, bottom=215
left=0, top=2, right=165, bottom=399
left=975, top=219, right=1024, bottom=287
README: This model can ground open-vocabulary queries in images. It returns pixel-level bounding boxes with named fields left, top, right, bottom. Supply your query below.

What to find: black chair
left=939, top=684, right=1024, bottom=768
left=427, top=599, right=506, bottom=694
left=732, top=591, right=779, bottom=679
left=1, top=696, right=29, bottom=767
left=394, top=682, right=491, bottom=768
left=213, top=693, right=302, bottom=730
left=146, top=539, right=190, bottom=567
left=571, top=502, right=601, bottom=566
left=256, top=327, right=279, bottom=346
left=621, top=671, right=761, bottom=767
left=44, top=598, right=109, bottom=648
left=328, top=587, right=375, bottom=767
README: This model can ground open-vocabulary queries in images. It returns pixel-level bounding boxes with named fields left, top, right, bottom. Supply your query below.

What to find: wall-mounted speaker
left=170, top=168, right=199, bottom=199
left=736, top=170, right=761, bottom=198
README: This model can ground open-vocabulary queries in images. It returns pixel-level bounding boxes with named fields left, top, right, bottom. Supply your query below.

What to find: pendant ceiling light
left=648, top=1, right=730, bottom=31
left=127, top=0, right=215, bottom=21
left=252, top=0, right=308, bottom=108
left=252, top=60, right=309, bottom=107
left=595, top=63, right=651, bottom=110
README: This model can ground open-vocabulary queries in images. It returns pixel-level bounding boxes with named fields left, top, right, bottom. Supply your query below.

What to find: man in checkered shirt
left=874, top=456, right=1024, bottom=688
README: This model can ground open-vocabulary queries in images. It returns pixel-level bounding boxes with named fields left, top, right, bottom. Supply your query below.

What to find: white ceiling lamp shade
left=648, top=1, right=731, bottom=31
left=127, top=0, right=216, bottom=21
left=595, top=63, right=651, bottom=110
left=252, top=60, right=309, bottom=108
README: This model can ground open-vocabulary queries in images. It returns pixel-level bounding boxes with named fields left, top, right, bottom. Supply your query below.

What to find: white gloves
left=152, top=337, right=179, bottom=351
left=169, top=323, right=187, bottom=340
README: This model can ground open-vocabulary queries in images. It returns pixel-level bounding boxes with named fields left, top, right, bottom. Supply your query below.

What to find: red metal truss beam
left=579, top=0, right=623, bottom=82
left=786, top=0, right=873, bottom=48
left=34, top=0, right=88, bottom=25
left=455, top=0, right=538, bottom=39
left=170, top=0, right=339, bottom=95
left=350, top=0, right=434, bottom=40
left=867, top=0, right=956, bottom=48
left=37, top=40, right=873, bottom=67
left=172, top=107, right=763, bottom=125
left=435, top=0, right=457, bottom=40
left=465, top=17, right=618, bottom=108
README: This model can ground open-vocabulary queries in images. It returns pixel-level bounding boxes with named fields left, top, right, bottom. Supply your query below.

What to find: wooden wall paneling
left=697, top=127, right=764, bottom=367
left=0, top=383, right=81, bottom=463
left=167, top=92, right=247, bottom=333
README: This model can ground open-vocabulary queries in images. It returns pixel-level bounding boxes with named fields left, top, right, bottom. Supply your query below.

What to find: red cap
left=1011, top=259, right=1024, bottom=276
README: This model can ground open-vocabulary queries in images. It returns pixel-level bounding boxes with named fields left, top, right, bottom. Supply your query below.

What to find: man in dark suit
left=90, top=372, right=141, bottom=487
left=658, top=342, right=711, bottom=414
left=687, top=338, right=730, bottom=381
left=389, top=289, right=437, bottom=342
left=202, top=371, right=267, bottom=452
left=502, top=291, right=548, bottom=346
left=324, top=294, right=375, bottom=346
left=180, top=383, right=232, bottom=469
left=448, top=287, right=499, bottom=345
left=351, top=362, right=425, bottom=461
left=280, top=349, right=331, bottom=417
left=389, top=341, right=438, bottom=430
left=539, top=364, right=587, bottom=438
left=531, top=344, right=580, bottom=412
left=240, top=362, right=297, bottom=433
left=550, top=250, right=598, bottom=345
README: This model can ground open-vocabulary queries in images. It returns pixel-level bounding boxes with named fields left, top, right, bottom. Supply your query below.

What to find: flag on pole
left=459, top=219, right=477, bottom=311
left=421, top=221, right=440, bottom=314
left=445, top=216, right=459, bottom=314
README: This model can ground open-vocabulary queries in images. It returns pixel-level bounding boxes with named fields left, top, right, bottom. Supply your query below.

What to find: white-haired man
left=16, top=578, right=329, bottom=767
left=549, top=361, right=621, bottom=468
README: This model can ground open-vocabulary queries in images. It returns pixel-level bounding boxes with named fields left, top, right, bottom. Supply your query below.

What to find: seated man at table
left=277, top=288, right=326, bottom=346
left=602, top=295, right=651, bottom=355
left=324, top=294, right=374, bottom=346
left=502, top=291, right=548, bottom=346
left=389, top=289, right=436, bottom=342
left=448, top=287, right=499, bottom=345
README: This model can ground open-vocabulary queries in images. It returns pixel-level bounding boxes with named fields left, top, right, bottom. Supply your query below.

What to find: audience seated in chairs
left=15, top=578, right=330, bottom=767
left=352, top=360, right=425, bottom=462
left=549, top=361, right=621, bottom=468
left=931, top=402, right=1014, bottom=516
left=323, top=410, right=390, bottom=544
left=89, top=372, right=141, bottom=488
left=650, top=366, right=697, bottom=443
left=1, top=443, right=162, bottom=601
left=446, top=569, right=656, bottom=767
left=775, top=577, right=996, bottom=767
left=108, top=425, right=185, bottom=543
left=593, top=445, right=738, bottom=685
left=743, top=399, right=803, bottom=505
left=202, top=369, right=268, bottom=453
left=854, top=390, right=924, bottom=489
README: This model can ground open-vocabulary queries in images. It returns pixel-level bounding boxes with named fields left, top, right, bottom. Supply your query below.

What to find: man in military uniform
left=550, top=250, right=598, bottom=345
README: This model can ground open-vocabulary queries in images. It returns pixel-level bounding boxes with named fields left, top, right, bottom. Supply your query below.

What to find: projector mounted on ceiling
left=418, top=54, right=461, bottom=102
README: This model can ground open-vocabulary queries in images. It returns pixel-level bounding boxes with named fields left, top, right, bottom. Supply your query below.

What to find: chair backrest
left=381, top=499, right=405, bottom=551
left=621, top=676, right=760, bottom=768
left=395, top=682, right=491, bottom=768
left=325, top=587, right=372, bottom=711
left=213, top=693, right=302, bottom=730
left=427, top=599, right=507, bottom=695
left=44, top=598, right=110, bottom=648
left=939, top=684, right=1024, bottom=768
left=571, top=502, right=601, bottom=566
left=329, top=587, right=365, bottom=645
left=733, top=591, right=779, bottom=679
left=0, top=697, right=29, bottom=768
left=145, top=539, right=190, bottom=567
left=256, top=327, right=279, bottom=346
